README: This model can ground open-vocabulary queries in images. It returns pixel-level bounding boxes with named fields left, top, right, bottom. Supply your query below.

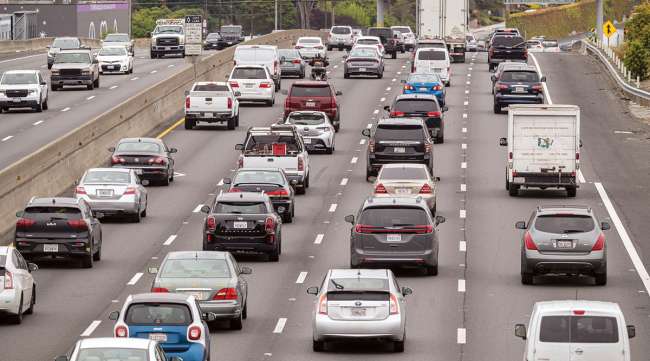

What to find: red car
left=283, top=81, right=342, bottom=132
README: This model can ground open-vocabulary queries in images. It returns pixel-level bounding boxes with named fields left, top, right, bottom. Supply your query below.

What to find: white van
left=233, top=45, right=281, bottom=91
left=515, top=300, right=636, bottom=361
left=413, top=48, right=451, bottom=86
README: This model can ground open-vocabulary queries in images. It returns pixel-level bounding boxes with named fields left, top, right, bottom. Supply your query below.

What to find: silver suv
left=345, top=196, right=445, bottom=275
left=327, top=26, right=354, bottom=51
left=516, top=205, right=611, bottom=285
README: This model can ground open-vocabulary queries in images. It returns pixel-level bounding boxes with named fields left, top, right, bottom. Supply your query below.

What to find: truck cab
left=150, top=19, right=185, bottom=58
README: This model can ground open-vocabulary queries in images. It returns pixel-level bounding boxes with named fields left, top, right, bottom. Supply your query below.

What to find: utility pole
left=377, top=0, right=384, bottom=27
left=274, top=0, right=278, bottom=31
left=331, top=0, right=335, bottom=27
left=596, top=0, right=603, bottom=43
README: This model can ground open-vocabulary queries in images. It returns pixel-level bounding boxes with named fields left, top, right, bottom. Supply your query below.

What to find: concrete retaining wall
left=0, top=29, right=321, bottom=238
left=0, top=37, right=103, bottom=54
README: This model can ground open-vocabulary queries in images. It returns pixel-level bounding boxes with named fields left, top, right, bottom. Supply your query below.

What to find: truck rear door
left=189, top=91, right=230, bottom=113
left=240, top=133, right=300, bottom=172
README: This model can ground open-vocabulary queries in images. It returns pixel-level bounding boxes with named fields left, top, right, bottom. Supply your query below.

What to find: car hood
left=97, top=55, right=128, bottom=62
left=51, top=63, right=92, bottom=70
left=153, top=33, right=183, bottom=38
left=0, top=83, right=40, bottom=90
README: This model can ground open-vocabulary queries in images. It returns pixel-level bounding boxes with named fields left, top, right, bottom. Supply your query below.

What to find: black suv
left=488, top=34, right=527, bottom=72
left=14, top=197, right=103, bottom=268
left=368, top=27, right=399, bottom=59
left=384, top=94, right=448, bottom=143
left=201, top=192, right=282, bottom=262
left=362, top=118, right=434, bottom=180
left=493, top=65, right=545, bottom=114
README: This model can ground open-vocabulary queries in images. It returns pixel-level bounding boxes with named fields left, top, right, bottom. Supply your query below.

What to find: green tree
left=624, top=40, right=649, bottom=80
left=623, top=3, right=650, bottom=42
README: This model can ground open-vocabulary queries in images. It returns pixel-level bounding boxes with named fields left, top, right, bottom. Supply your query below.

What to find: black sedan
left=109, top=137, right=177, bottom=185
left=204, top=33, right=223, bottom=50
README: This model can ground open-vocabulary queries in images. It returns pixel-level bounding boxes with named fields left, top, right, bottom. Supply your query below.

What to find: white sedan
left=354, top=36, right=385, bottom=56
left=295, top=36, right=326, bottom=59
left=0, top=246, right=37, bottom=324
left=281, top=111, right=335, bottom=154
left=55, top=337, right=182, bottom=361
left=97, top=46, right=133, bottom=74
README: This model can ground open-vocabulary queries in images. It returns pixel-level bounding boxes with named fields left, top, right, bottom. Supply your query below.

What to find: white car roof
left=417, top=47, right=447, bottom=53
left=87, top=167, right=131, bottom=173
left=330, top=268, right=389, bottom=279
left=534, top=300, right=622, bottom=314
left=298, top=37, right=322, bottom=42
left=78, top=337, right=153, bottom=349
left=233, top=64, right=267, bottom=69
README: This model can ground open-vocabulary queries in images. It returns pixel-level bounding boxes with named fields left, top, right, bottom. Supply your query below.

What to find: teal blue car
left=401, top=73, right=446, bottom=107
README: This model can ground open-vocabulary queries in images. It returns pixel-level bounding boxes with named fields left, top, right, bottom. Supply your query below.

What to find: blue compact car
left=401, top=72, right=446, bottom=107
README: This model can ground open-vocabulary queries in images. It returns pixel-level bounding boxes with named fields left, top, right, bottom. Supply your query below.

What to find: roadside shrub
left=624, top=40, right=649, bottom=80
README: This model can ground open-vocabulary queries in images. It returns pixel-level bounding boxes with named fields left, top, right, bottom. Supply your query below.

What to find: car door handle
left=574, top=348, right=583, bottom=355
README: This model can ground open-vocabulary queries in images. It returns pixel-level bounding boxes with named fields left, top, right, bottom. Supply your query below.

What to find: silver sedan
left=280, top=111, right=335, bottom=154
left=373, top=163, right=440, bottom=214
left=74, top=168, right=147, bottom=222
left=307, top=268, right=412, bottom=352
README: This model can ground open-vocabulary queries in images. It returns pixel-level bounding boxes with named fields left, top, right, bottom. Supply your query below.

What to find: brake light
left=369, top=139, right=375, bottom=152
left=498, top=84, right=509, bottom=90
left=509, top=152, right=513, bottom=160
left=228, top=187, right=242, bottom=192
left=419, top=183, right=432, bottom=194
left=426, top=111, right=441, bottom=117
left=259, top=82, right=273, bottom=88
left=292, top=59, right=301, bottom=64
left=298, top=156, right=304, bottom=171
left=3, top=270, right=13, bottom=289
left=523, top=50, right=528, bottom=59
left=318, top=294, right=328, bottom=314
left=433, top=85, right=442, bottom=91
left=213, top=287, right=238, bottom=300
left=74, top=186, right=86, bottom=195
left=374, top=183, right=387, bottom=194
left=148, top=156, right=166, bottom=165
left=576, top=152, right=580, bottom=160
left=403, top=84, right=413, bottom=91
left=206, top=216, right=216, bottom=231
left=185, top=96, right=190, bottom=109
left=151, top=287, right=169, bottom=293
left=188, top=325, right=201, bottom=341
left=264, top=217, right=275, bottom=234
left=573, top=310, right=586, bottom=315
left=229, top=81, right=239, bottom=88
left=524, top=231, right=537, bottom=250
left=16, top=218, right=35, bottom=229
left=532, top=84, right=543, bottom=92
left=115, top=325, right=128, bottom=338
left=389, top=293, right=399, bottom=314
left=111, top=156, right=125, bottom=165
left=592, top=233, right=605, bottom=251
left=227, top=97, right=232, bottom=109
left=123, top=187, right=136, bottom=195
left=67, top=219, right=88, bottom=231
left=266, top=188, right=289, bottom=196
left=390, top=111, right=405, bottom=117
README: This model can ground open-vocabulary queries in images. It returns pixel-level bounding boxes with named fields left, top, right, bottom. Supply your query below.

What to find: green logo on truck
left=537, top=137, right=554, bottom=149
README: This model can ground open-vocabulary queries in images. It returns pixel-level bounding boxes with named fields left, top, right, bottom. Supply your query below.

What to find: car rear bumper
left=112, top=165, right=169, bottom=181
left=162, top=343, right=204, bottom=361
left=0, top=289, right=21, bottom=315
left=185, top=111, right=234, bottom=122
left=203, top=234, right=277, bottom=254
left=496, top=93, right=544, bottom=105
left=345, top=65, right=381, bottom=75
left=314, top=314, right=404, bottom=341
left=15, top=238, right=92, bottom=259
left=511, top=172, right=578, bottom=187
left=351, top=248, right=435, bottom=267
left=303, top=134, right=333, bottom=149
left=525, top=251, right=605, bottom=274
left=235, top=91, right=273, bottom=102
left=489, top=58, right=527, bottom=65
left=199, top=300, right=242, bottom=318
left=280, top=66, right=303, bottom=75
left=80, top=198, right=140, bottom=214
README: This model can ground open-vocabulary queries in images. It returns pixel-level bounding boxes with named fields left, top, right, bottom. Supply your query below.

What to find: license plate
left=557, top=240, right=573, bottom=249
left=245, top=83, right=254, bottom=88
left=303, top=138, right=312, bottom=144
left=107, top=65, right=115, bottom=70
left=97, top=189, right=113, bottom=197
left=149, top=333, right=167, bottom=342
left=164, top=47, right=171, bottom=50
left=351, top=307, right=366, bottom=316
left=44, top=244, right=59, bottom=252
left=396, top=188, right=411, bottom=195
left=393, top=147, right=405, bottom=153
left=420, top=87, right=428, bottom=91
left=227, top=42, right=233, bottom=45
left=233, top=221, right=248, bottom=229
left=305, top=101, right=315, bottom=107
left=513, top=176, right=525, bottom=184
left=514, top=87, right=526, bottom=93
left=204, top=112, right=213, bottom=118
left=359, top=67, right=366, bottom=72
left=12, top=98, right=21, bottom=103
left=433, top=68, right=442, bottom=73
left=386, top=234, right=402, bottom=242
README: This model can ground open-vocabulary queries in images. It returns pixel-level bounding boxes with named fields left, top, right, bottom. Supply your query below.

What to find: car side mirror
left=491, top=75, right=496, bottom=82
left=601, top=221, right=611, bottom=231
left=361, top=129, right=371, bottom=137
left=442, top=105, right=449, bottom=112
left=240, top=266, right=253, bottom=275
left=28, top=262, right=39, bottom=272
left=223, top=178, right=232, bottom=185
left=344, top=214, right=355, bottom=224
left=499, top=138, right=508, bottom=146
left=234, top=91, right=241, bottom=97
left=203, top=312, right=217, bottom=322
left=540, top=75, right=547, bottom=82
left=54, top=356, right=69, bottom=361
left=200, top=205, right=211, bottom=214
left=290, top=179, right=298, bottom=186
left=400, top=79, right=406, bottom=83
left=515, top=324, right=527, bottom=339
left=235, top=143, right=244, bottom=151
left=141, top=179, right=150, bottom=186
left=435, top=215, right=445, bottom=226
left=515, top=221, right=527, bottom=229
left=280, top=89, right=288, bottom=95
left=306, top=286, right=319, bottom=295
left=16, top=211, right=24, bottom=217
left=335, top=90, right=342, bottom=96
left=108, top=146, right=116, bottom=152
left=148, top=267, right=158, bottom=274
left=169, top=148, right=178, bottom=153
left=434, top=176, right=441, bottom=182
left=383, top=105, right=390, bottom=111
left=401, top=287, right=412, bottom=296
left=185, top=90, right=190, bottom=96
left=627, top=325, right=635, bottom=339
left=108, top=311, right=120, bottom=320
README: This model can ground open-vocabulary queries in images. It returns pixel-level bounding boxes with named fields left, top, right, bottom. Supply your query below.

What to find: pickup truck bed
left=185, top=88, right=239, bottom=130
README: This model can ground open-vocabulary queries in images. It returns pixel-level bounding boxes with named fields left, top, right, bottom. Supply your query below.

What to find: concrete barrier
left=0, top=29, right=322, bottom=238
left=0, top=37, right=103, bottom=54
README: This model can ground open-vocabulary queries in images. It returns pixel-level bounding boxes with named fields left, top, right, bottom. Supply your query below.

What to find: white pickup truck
left=235, top=125, right=311, bottom=194
left=184, top=82, right=240, bottom=130
left=500, top=104, right=580, bottom=197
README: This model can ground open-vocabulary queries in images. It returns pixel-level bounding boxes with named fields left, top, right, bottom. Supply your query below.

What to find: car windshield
left=380, top=167, right=428, bottom=181
left=392, top=27, right=410, bottom=34
left=125, top=303, right=192, bottom=325
left=76, top=348, right=147, bottom=361
left=492, top=35, right=525, bottom=47
left=369, top=29, right=391, bottom=38
left=232, top=67, right=267, bottom=79
left=327, top=278, right=389, bottom=291
left=154, top=25, right=183, bottom=34
left=54, top=53, right=90, bottom=64
left=104, top=34, right=129, bottom=42
left=500, top=71, right=539, bottom=82
left=116, top=141, right=161, bottom=153
left=359, top=206, right=428, bottom=226
left=539, top=316, right=619, bottom=343
left=375, top=124, right=425, bottom=140
left=24, top=206, right=82, bottom=220
left=418, top=50, right=446, bottom=60
left=286, top=113, right=327, bottom=125
left=290, top=85, right=330, bottom=97
left=331, top=27, right=351, bottom=34
left=279, top=49, right=300, bottom=58
left=221, top=26, right=241, bottom=33
left=206, top=33, right=221, bottom=39
left=99, top=47, right=126, bottom=56
left=357, top=39, right=379, bottom=45
left=543, top=40, right=559, bottom=47
left=83, top=171, right=130, bottom=184
left=234, top=170, right=285, bottom=184
left=1, top=73, right=38, bottom=85
left=298, top=38, right=320, bottom=44
left=418, top=43, right=446, bottom=49
left=350, top=48, right=377, bottom=58
left=394, top=99, right=438, bottom=112
left=408, top=73, right=441, bottom=83
left=534, top=214, right=595, bottom=233
left=245, top=135, right=301, bottom=154
left=52, top=38, right=80, bottom=49
left=214, top=201, right=268, bottom=214
left=194, top=83, right=229, bottom=92
left=160, top=258, right=231, bottom=278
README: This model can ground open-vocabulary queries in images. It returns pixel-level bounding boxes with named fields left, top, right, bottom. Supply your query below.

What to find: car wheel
left=566, top=186, right=577, bottom=198
left=230, top=313, right=243, bottom=330
left=132, top=208, right=141, bottom=223
left=87, top=82, right=94, bottom=90
left=11, top=295, right=23, bottom=324
left=141, top=205, right=147, bottom=218
left=325, top=145, right=333, bottom=154
left=508, top=184, right=519, bottom=197
left=393, top=338, right=405, bottom=352
left=47, top=64, right=52, bottom=70
left=344, top=72, right=349, bottom=79
left=34, top=100, right=43, bottom=113
left=378, top=72, right=383, bottom=79
left=313, top=340, right=325, bottom=352
left=295, top=184, right=306, bottom=195
left=268, top=246, right=280, bottom=262
left=425, top=265, right=438, bottom=276
left=594, top=268, right=607, bottom=286
left=282, top=211, right=292, bottom=223
left=235, top=114, right=240, bottom=127
left=431, top=203, right=437, bottom=216
left=43, top=97, right=48, bottom=110
left=160, top=174, right=170, bottom=186
left=521, top=272, right=534, bottom=285
left=93, top=242, right=102, bottom=261
left=25, top=288, right=35, bottom=315
left=242, top=302, right=248, bottom=319
left=327, top=46, right=332, bottom=51
left=436, top=133, right=444, bottom=144
left=184, top=118, right=195, bottom=130
left=94, top=77, right=100, bottom=88
left=391, top=52, right=397, bottom=59
left=51, top=85, right=59, bottom=92
left=227, top=116, right=236, bottom=130
left=304, top=174, right=310, bottom=188
left=81, top=247, right=94, bottom=268
left=493, top=103, right=501, bottom=114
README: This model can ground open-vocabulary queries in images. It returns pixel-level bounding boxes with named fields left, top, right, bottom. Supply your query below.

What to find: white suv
left=0, top=70, right=49, bottom=113
left=327, top=26, right=354, bottom=51
left=391, top=26, right=416, bottom=51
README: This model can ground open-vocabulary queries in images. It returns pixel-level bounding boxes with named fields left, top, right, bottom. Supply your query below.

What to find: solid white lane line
left=329, top=203, right=337, bottom=212
left=340, top=178, right=348, bottom=186
left=296, top=272, right=308, bottom=284
left=163, top=235, right=177, bottom=246
left=529, top=53, right=553, bottom=104
left=460, top=184, right=467, bottom=192
left=61, top=107, right=70, bottom=112
left=192, top=204, right=204, bottom=213
left=273, top=318, right=287, bottom=333
left=461, top=162, right=467, bottom=169
left=80, top=320, right=102, bottom=337
left=127, top=272, right=143, bottom=285
left=595, top=182, right=650, bottom=294
left=351, top=157, right=358, bottom=164
left=0, top=53, right=43, bottom=64
left=577, top=170, right=586, bottom=183
left=110, top=85, right=118, bottom=89
left=457, top=328, right=467, bottom=344
left=360, top=139, right=366, bottom=145
left=460, top=210, right=466, bottom=218
left=373, top=109, right=379, bottom=115
left=459, top=241, right=467, bottom=252
left=462, top=127, right=467, bottom=133
left=458, top=280, right=466, bottom=292
left=1, top=136, right=13, bottom=142
left=461, top=143, right=467, bottom=150
left=33, top=120, right=43, bottom=126
left=380, top=97, right=386, bottom=102
left=86, top=95, right=95, bottom=100
left=130, top=77, right=139, bottom=81
left=314, top=234, right=324, bottom=244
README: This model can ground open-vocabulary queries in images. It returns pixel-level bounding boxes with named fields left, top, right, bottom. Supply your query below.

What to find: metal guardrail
left=582, top=39, right=650, bottom=104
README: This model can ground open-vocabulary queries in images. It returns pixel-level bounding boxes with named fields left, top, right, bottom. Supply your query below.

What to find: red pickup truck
left=283, top=81, right=342, bottom=132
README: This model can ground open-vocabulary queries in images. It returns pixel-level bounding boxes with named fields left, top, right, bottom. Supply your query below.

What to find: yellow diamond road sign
left=603, top=20, right=616, bottom=38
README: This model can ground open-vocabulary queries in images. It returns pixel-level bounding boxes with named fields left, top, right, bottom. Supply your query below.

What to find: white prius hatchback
left=97, top=46, right=134, bottom=74
left=0, top=246, right=37, bottom=324
left=228, top=65, right=276, bottom=106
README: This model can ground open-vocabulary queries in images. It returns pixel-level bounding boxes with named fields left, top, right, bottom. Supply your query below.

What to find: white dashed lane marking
left=87, top=95, right=95, bottom=100
left=314, top=234, right=324, bottom=244
left=351, top=157, right=358, bottom=164
left=577, top=170, right=586, bottom=183
left=380, top=97, right=386, bottom=102
left=295, top=272, right=308, bottom=284
left=360, top=139, right=366, bottom=145
left=33, top=120, right=43, bottom=126
left=366, top=123, right=372, bottom=129
left=462, top=127, right=467, bottom=133
left=80, top=320, right=101, bottom=337
left=217, top=179, right=224, bottom=186
left=460, top=184, right=467, bottom=192
left=340, top=178, right=348, bottom=186
left=127, top=272, right=143, bottom=285
left=150, top=70, right=158, bottom=74
left=459, top=241, right=467, bottom=252
left=461, top=143, right=467, bottom=150
left=458, top=280, right=466, bottom=292
left=273, top=318, right=287, bottom=333
left=328, top=203, right=338, bottom=212
left=61, top=107, right=70, bottom=112
left=163, top=235, right=177, bottom=246
left=464, top=101, right=468, bottom=106
left=110, top=85, right=118, bottom=90
left=130, top=77, right=139, bottom=81
left=462, top=113, right=467, bottom=119
left=457, top=328, right=467, bottom=344
left=460, top=210, right=466, bottom=218
left=461, top=162, right=467, bottom=169
left=192, top=204, right=204, bottom=213
left=373, top=109, right=379, bottom=115
left=2, top=136, right=13, bottom=142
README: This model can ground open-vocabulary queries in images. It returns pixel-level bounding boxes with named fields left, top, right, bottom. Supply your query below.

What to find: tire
left=132, top=209, right=141, bottom=223
left=268, top=246, right=279, bottom=262
left=184, top=118, right=195, bottom=130
left=25, top=288, right=35, bottom=315
left=230, top=313, right=243, bottom=330
left=436, top=133, right=444, bottom=144
left=81, top=248, right=94, bottom=268
left=242, top=302, right=248, bottom=319
left=282, top=212, right=292, bottom=224
left=87, top=82, right=94, bottom=90
left=431, top=203, right=437, bottom=216
left=378, top=72, right=383, bottom=79
left=43, top=97, right=48, bottom=110
left=508, top=184, right=519, bottom=197
left=366, top=167, right=374, bottom=182
left=141, top=205, right=147, bottom=218
left=34, top=100, right=43, bottom=113
left=266, top=99, right=273, bottom=107
left=566, top=186, right=577, bottom=198
left=234, top=114, right=240, bottom=127
left=344, top=72, right=350, bottom=79
left=595, top=269, right=607, bottom=286
left=304, top=174, right=310, bottom=188
left=93, top=242, right=102, bottom=261
left=327, top=46, right=333, bottom=51
left=160, top=174, right=170, bottom=186
left=313, top=340, right=325, bottom=352
left=391, top=51, right=397, bottom=59
left=425, top=265, right=438, bottom=276
left=325, top=146, right=333, bottom=154
left=493, top=103, right=501, bottom=114
left=94, top=76, right=100, bottom=88
left=11, top=295, right=23, bottom=324
left=227, top=116, right=236, bottom=130
left=295, top=184, right=306, bottom=195
left=393, top=339, right=405, bottom=352
left=51, top=85, right=59, bottom=92
left=521, top=272, right=534, bottom=285
left=47, top=64, right=52, bottom=70
left=150, top=52, right=156, bottom=59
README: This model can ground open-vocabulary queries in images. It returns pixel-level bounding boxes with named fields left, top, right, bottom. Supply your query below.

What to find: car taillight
left=354, top=224, right=375, bottom=233
left=230, top=81, right=239, bottom=88
left=16, top=218, right=36, bottom=229
left=213, top=287, right=238, bottom=300
left=123, top=187, right=136, bottom=195
left=390, top=111, right=405, bottom=117
left=523, top=50, right=528, bottom=59
left=266, top=188, right=289, bottom=196
left=576, top=152, right=580, bottom=160
left=188, top=325, right=201, bottom=341
left=419, top=183, right=432, bottom=194
left=426, top=111, right=441, bottom=117
left=524, top=231, right=537, bottom=250
left=414, top=225, right=433, bottom=233
left=433, top=85, right=442, bottom=91
left=74, top=186, right=86, bottom=195
left=318, top=294, right=328, bottom=314
left=509, top=152, right=513, bottom=160
left=403, top=84, right=413, bottom=91
left=259, top=82, right=273, bottom=88
left=115, top=325, right=128, bottom=338
left=4, top=270, right=13, bottom=289
left=185, top=96, right=190, bottom=109
left=227, top=97, right=232, bottom=109
left=592, top=233, right=605, bottom=251
left=498, top=83, right=509, bottom=90
left=67, top=219, right=88, bottom=231
left=292, top=59, right=301, bottom=64
left=298, top=156, right=304, bottom=171
left=369, top=139, right=375, bottom=152
left=389, top=293, right=399, bottom=314
left=265, top=217, right=275, bottom=234
left=374, top=183, right=387, bottom=194
left=111, top=156, right=125, bottom=164
left=148, top=156, right=166, bottom=165
left=206, top=216, right=216, bottom=231
left=573, top=310, right=586, bottom=315
left=532, top=84, right=543, bottom=92
left=151, top=287, right=169, bottom=293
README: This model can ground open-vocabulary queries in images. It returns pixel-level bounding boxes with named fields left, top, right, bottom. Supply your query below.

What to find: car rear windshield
left=221, top=26, right=241, bottom=33
left=539, top=316, right=619, bottom=343
left=214, top=201, right=268, bottom=214
left=492, top=35, right=525, bottom=48
left=357, top=39, right=379, bottom=45
left=408, top=73, right=441, bottom=83
left=331, top=26, right=351, bottom=35
left=418, top=43, right=446, bottom=49
left=375, top=124, right=426, bottom=140
left=359, top=206, right=428, bottom=227
left=500, top=71, right=539, bottom=82
left=328, top=278, right=389, bottom=292
left=160, top=258, right=231, bottom=278
left=418, top=50, right=446, bottom=60
left=534, top=214, right=595, bottom=234
left=369, top=29, right=391, bottom=38
left=245, top=135, right=301, bottom=154
left=54, top=53, right=90, bottom=64
left=543, top=40, right=559, bottom=47
left=52, top=38, right=80, bottom=49
left=279, top=49, right=300, bottom=58
left=77, top=348, right=147, bottom=361
left=1, top=73, right=38, bottom=85
left=206, top=33, right=221, bottom=40
left=394, top=99, right=439, bottom=113
left=24, top=207, right=82, bottom=220
left=125, top=303, right=192, bottom=325
left=104, top=34, right=129, bottom=42
left=380, top=167, right=428, bottom=181
left=350, top=48, right=377, bottom=58
left=236, top=48, right=275, bottom=62
left=116, top=142, right=161, bottom=153
left=290, top=85, right=331, bottom=97
left=83, top=170, right=130, bottom=184
left=193, top=83, right=229, bottom=92
left=392, top=27, right=411, bottom=34
left=232, top=67, right=267, bottom=79
left=299, top=38, right=320, bottom=44
left=233, top=170, right=285, bottom=185
left=287, top=113, right=326, bottom=125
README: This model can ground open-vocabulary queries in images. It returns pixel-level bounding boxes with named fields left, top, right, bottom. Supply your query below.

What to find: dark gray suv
left=516, top=205, right=611, bottom=285
left=345, top=196, right=445, bottom=276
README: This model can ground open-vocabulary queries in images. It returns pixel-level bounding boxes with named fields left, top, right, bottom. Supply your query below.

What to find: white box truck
left=499, top=104, right=580, bottom=197
left=418, top=0, right=467, bottom=38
